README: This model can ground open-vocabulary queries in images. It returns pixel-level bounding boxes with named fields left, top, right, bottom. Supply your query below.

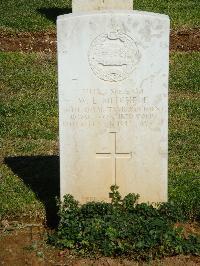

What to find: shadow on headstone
left=37, top=7, right=72, bottom=24
left=4, top=155, right=60, bottom=228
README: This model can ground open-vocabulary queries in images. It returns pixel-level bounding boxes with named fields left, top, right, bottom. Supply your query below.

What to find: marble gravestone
left=57, top=0, right=170, bottom=203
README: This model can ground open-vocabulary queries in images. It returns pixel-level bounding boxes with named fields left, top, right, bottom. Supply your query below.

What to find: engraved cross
left=96, top=132, right=132, bottom=185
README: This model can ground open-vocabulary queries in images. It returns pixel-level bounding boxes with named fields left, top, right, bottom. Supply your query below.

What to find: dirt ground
left=0, top=29, right=199, bottom=53
left=0, top=223, right=200, bottom=266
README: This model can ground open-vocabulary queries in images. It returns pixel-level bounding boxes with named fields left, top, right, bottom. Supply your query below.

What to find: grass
left=169, top=52, right=200, bottom=178
left=0, top=53, right=58, bottom=140
left=135, top=0, right=200, bottom=29
left=0, top=52, right=59, bottom=224
left=0, top=0, right=199, bottom=32
left=170, top=53, right=200, bottom=94
left=0, top=51, right=199, bottom=223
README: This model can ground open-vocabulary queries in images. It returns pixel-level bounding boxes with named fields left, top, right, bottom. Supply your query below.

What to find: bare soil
left=0, top=29, right=199, bottom=53
left=0, top=223, right=200, bottom=266
left=170, top=28, right=200, bottom=52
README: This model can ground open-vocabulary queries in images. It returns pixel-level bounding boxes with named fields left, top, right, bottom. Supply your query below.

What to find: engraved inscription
left=88, top=31, right=140, bottom=82
left=62, top=87, right=161, bottom=130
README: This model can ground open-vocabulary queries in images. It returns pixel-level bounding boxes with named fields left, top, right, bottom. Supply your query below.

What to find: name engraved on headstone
left=88, top=31, right=141, bottom=82
left=62, top=88, right=160, bottom=129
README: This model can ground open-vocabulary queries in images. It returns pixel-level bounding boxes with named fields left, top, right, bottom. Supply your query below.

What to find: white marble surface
left=73, top=0, right=133, bottom=12
left=57, top=11, right=170, bottom=203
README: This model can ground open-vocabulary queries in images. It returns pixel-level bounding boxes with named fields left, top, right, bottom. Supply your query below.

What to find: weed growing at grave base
left=49, top=186, right=200, bottom=260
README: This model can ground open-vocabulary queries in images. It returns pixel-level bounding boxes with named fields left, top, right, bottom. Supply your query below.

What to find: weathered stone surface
left=73, top=0, right=133, bottom=12
left=57, top=11, right=170, bottom=203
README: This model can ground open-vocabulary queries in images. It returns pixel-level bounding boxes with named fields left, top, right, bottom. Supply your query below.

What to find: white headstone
left=57, top=6, right=170, bottom=203
left=73, top=0, right=133, bottom=12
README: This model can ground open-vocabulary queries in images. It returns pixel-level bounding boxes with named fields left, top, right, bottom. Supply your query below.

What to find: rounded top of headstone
left=57, top=10, right=169, bottom=22
left=72, top=0, right=133, bottom=12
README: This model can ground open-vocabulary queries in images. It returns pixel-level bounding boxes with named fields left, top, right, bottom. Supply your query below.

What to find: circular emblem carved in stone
left=88, top=31, right=140, bottom=82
